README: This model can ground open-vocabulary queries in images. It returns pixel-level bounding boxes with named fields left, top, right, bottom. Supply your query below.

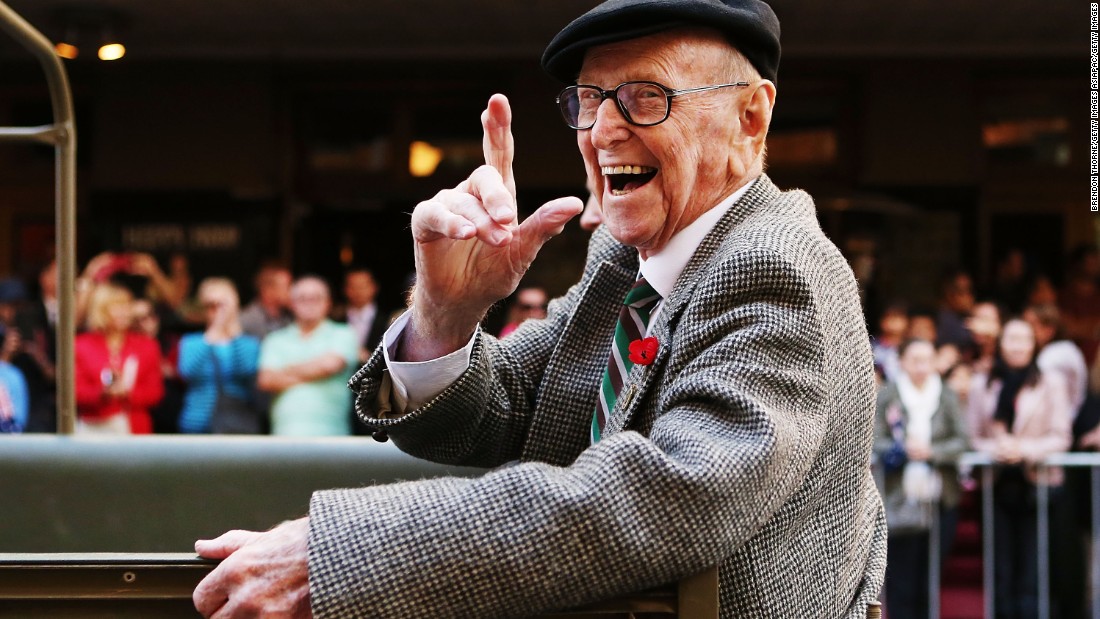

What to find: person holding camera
left=76, top=251, right=184, bottom=327
left=74, top=283, right=164, bottom=434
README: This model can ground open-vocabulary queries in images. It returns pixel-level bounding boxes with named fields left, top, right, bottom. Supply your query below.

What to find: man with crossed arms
left=193, top=0, right=886, bottom=616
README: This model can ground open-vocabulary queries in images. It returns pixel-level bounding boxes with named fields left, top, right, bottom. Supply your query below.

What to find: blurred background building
left=0, top=0, right=1088, bottom=315
left=0, top=4, right=1094, bottom=616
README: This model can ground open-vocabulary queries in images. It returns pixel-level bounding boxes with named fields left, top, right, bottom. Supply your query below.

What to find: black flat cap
left=541, top=0, right=780, bottom=84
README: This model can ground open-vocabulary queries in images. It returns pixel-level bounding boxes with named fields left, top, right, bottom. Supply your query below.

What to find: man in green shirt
left=257, top=276, right=359, bottom=436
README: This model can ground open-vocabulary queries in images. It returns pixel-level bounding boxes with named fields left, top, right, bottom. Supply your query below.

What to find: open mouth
left=602, top=165, right=657, bottom=196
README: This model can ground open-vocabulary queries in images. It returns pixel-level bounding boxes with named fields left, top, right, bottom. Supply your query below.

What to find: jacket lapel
left=521, top=259, right=635, bottom=465
left=604, top=176, right=782, bottom=436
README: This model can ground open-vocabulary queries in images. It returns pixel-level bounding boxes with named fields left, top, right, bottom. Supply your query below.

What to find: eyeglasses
left=556, top=80, right=749, bottom=130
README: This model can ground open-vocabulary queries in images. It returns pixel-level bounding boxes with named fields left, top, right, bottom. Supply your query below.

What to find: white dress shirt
left=382, top=179, right=757, bottom=412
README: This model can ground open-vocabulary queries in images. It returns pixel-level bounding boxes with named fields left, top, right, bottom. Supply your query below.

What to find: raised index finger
left=481, top=94, right=516, bottom=202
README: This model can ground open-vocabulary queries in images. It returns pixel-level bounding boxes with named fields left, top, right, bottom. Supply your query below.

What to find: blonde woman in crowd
left=74, top=283, right=164, bottom=434
left=968, top=317, right=1073, bottom=619
left=177, top=278, right=261, bottom=434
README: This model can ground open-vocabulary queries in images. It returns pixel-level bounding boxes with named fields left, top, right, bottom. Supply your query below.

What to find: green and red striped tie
left=592, top=277, right=661, bottom=443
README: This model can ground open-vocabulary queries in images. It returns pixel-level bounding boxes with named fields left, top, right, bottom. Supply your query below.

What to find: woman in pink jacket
left=968, top=317, right=1072, bottom=619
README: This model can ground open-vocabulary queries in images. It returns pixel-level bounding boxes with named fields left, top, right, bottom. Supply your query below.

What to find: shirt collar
left=348, top=303, right=375, bottom=319
left=638, top=178, right=757, bottom=298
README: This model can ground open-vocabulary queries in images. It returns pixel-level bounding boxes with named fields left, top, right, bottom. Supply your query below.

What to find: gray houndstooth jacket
left=310, top=175, right=887, bottom=618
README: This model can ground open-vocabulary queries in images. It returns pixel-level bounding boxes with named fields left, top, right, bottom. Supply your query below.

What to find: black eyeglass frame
left=556, top=80, right=750, bottom=130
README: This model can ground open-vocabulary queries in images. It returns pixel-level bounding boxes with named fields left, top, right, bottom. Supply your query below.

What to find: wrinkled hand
left=405, top=94, right=582, bottom=359
left=193, top=518, right=312, bottom=619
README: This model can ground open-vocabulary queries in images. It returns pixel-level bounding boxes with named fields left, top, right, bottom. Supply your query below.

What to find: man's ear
left=726, top=80, right=776, bottom=178
left=740, top=79, right=776, bottom=157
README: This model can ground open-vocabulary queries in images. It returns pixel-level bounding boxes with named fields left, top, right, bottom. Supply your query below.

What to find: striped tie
left=592, top=277, right=661, bottom=443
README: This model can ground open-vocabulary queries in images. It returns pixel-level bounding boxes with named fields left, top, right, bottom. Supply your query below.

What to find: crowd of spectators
left=0, top=247, right=561, bottom=439
left=0, top=252, right=394, bottom=438
left=873, top=245, right=1100, bottom=619
left=1, top=240, right=1098, bottom=615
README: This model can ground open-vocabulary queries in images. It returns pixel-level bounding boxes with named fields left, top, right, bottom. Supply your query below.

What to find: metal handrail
left=960, top=451, right=1100, bottom=467
left=0, top=553, right=718, bottom=618
left=0, top=1, right=77, bottom=434
left=955, top=452, right=1100, bottom=619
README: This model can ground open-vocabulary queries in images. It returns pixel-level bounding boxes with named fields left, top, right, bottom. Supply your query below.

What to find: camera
left=93, top=253, right=135, bottom=282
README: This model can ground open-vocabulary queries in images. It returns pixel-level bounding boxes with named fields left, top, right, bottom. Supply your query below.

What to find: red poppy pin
left=628, top=337, right=659, bottom=365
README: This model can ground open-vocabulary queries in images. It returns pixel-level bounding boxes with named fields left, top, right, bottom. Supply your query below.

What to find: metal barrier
left=958, top=452, right=1100, bottom=619
left=876, top=451, right=1100, bottom=619
left=0, top=1, right=78, bottom=434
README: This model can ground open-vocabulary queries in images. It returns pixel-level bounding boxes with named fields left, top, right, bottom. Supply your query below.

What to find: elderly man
left=193, top=1, right=886, bottom=617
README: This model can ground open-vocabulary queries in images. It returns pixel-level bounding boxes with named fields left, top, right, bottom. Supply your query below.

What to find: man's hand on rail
left=193, top=517, right=312, bottom=619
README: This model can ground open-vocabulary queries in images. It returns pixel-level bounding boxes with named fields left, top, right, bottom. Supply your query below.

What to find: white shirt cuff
left=381, top=310, right=477, bottom=413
